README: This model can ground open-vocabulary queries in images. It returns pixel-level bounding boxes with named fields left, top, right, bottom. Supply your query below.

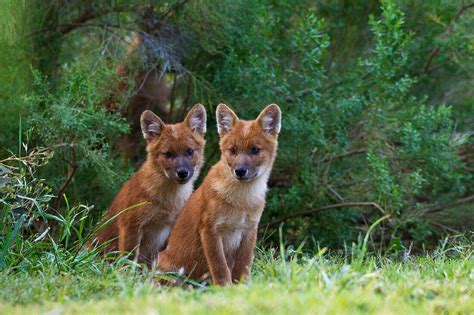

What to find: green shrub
left=24, top=65, right=130, bottom=214
left=0, top=0, right=472, bottom=251
left=207, top=0, right=473, bottom=247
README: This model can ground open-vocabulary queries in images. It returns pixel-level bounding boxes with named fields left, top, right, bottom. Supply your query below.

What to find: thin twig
left=54, top=145, right=78, bottom=210
left=426, top=194, right=474, bottom=214
left=26, top=6, right=132, bottom=38
left=58, top=8, right=127, bottom=35
left=168, top=74, right=179, bottom=122
left=261, top=201, right=386, bottom=229
left=159, top=0, right=191, bottom=21
left=285, top=88, right=313, bottom=103
left=423, top=2, right=474, bottom=74
left=320, top=149, right=367, bottom=163
left=135, top=67, right=154, bottom=94
left=177, top=76, right=193, bottom=120
left=430, top=221, right=460, bottom=234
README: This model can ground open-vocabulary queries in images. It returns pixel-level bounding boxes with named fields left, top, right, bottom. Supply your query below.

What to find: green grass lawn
left=0, top=245, right=472, bottom=315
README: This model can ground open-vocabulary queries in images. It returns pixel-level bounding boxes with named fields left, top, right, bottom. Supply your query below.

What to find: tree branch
left=430, top=221, right=460, bottom=234
left=426, top=194, right=474, bottom=214
left=167, top=74, right=179, bottom=122
left=54, top=144, right=78, bottom=210
left=261, top=202, right=386, bottom=230
left=60, top=6, right=135, bottom=35
left=320, top=149, right=367, bottom=163
left=26, top=6, right=133, bottom=38
left=423, top=2, right=474, bottom=74
left=159, top=0, right=191, bottom=21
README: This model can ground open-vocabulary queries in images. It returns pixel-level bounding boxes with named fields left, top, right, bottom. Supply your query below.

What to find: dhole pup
left=91, top=104, right=207, bottom=264
left=158, top=103, right=281, bottom=285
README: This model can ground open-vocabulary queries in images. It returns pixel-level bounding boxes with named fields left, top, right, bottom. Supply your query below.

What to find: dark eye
left=186, top=148, right=194, bottom=156
left=251, top=147, right=261, bottom=155
left=164, top=151, right=174, bottom=159
left=229, top=147, right=236, bottom=155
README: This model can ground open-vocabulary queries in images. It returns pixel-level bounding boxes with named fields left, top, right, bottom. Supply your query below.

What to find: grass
left=1, top=153, right=473, bottom=314
left=0, top=124, right=467, bottom=307
left=0, top=244, right=472, bottom=315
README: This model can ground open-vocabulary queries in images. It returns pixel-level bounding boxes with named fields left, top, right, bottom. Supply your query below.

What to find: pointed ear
left=216, top=103, right=238, bottom=136
left=184, top=104, right=207, bottom=135
left=257, top=104, right=281, bottom=135
left=140, top=110, right=164, bottom=141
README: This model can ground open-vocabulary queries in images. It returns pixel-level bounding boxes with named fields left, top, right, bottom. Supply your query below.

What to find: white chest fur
left=165, top=180, right=194, bottom=211
left=216, top=209, right=261, bottom=256
left=155, top=225, right=171, bottom=250
left=144, top=180, right=194, bottom=227
left=222, top=229, right=244, bottom=255
left=142, top=224, right=171, bottom=252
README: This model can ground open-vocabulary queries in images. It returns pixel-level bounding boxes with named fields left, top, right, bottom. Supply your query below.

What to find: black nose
left=234, top=168, right=248, bottom=178
left=177, top=169, right=189, bottom=179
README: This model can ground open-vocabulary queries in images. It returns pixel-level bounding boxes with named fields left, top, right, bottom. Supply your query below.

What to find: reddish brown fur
left=90, top=104, right=206, bottom=265
left=158, top=104, right=281, bottom=285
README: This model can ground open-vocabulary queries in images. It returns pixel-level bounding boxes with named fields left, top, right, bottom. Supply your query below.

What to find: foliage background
left=0, top=0, right=473, bottom=254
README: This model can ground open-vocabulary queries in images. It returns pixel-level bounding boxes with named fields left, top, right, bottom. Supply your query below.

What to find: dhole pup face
left=216, top=104, right=281, bottom=181
left=140, top=104, right=206, bottom=184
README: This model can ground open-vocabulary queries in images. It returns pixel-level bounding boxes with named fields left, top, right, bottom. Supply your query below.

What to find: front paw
left=213, top=274, right=232, bottom=286
left=232, top=266, right=250, bottom=283
left=232, top=273, right=249, bottom=284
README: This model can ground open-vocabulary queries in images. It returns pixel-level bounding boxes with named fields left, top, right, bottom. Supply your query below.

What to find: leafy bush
left=0, top=147, right=133, bottom=273
left=207, top=0, right=473, bottom=247
left=24, top=64, right=130, bottom=214
left=0, top=148, right=53, bottom=270
left=0, top=0, right=472, bottom=252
